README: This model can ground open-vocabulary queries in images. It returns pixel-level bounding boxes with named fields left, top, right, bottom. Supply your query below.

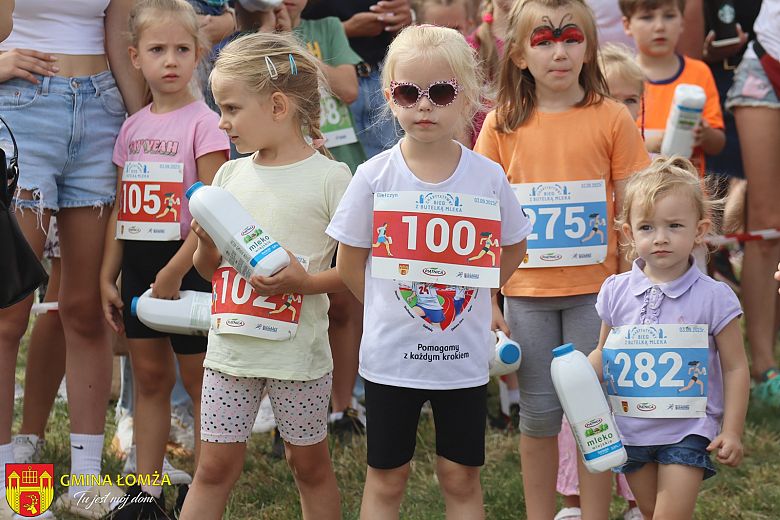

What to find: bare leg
left=360, top=464, right=411, bottom=520
left=0, top=196, right=50, bottom=444
left=577, top=455, right=612, bottom=520
left=56, top=206, right=113, bottom=434
left=653, top=464, right=703, bottom=520
left=520, top=434, right=558, bottom=520
left=284, top=439, right=341, bottom=520
left=128, top=338, right=176, bottom=486
left=436, top=456, right=484, bottom=520
left=19, top=259, right=65, bottom=437
left=180, top=441, right=246, bottom=520
left=328, top=291, right=363, bottom=413
left=733, top=107, right=780, bottom=379
left=177, top=352, right=205, bottom=467
left=624, top=463, right=658, bottom=519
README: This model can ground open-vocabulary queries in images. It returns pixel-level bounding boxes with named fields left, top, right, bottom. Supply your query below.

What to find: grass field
left=12, top=330, right=780, bottom=519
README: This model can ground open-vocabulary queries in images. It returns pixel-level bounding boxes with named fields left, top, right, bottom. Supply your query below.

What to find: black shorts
left=364, top=379, right=487, bottom=469
left=121, top=240, right=210, bottom=355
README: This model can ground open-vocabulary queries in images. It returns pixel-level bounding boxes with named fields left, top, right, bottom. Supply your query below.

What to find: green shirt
left=294, top=17, right=366, bottom=174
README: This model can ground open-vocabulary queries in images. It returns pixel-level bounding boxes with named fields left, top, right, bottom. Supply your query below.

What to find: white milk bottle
left=551, top=343, right=627, bottom=473
left=186, top=182, right=290, bottom=280
left=131, top=289, right=212, bottom=336
left=489, top=330, right=522, bottom=377
left=660, top=84, right=707, bottom=158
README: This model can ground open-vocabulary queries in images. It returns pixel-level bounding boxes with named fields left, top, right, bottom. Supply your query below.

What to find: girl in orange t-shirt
left=474, top=0, right=648, bottom=518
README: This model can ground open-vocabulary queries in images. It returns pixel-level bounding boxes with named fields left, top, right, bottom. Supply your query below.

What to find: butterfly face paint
left=529, top=14, right=585, bottom=48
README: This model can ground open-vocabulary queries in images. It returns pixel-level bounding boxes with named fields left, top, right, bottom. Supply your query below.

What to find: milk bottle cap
left=498, top=344, right=521, bottom=364
left=553, top=343, right=575, bottom=357
left=130, top=297, right=140, bottom=317
left=185, top=181, right=205, bottom=199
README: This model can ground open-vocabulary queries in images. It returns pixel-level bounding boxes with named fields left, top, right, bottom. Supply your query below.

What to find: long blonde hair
left=212, top=32, right=332, bottom=157
left=382, top=25, right=485, bottom=133
left=494, top=0, right=608, bottom=132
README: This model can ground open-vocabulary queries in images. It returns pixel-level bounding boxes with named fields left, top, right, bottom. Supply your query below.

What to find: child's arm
left=191, top=220, right=222, bottom=281
left=99, top=167, right=126, bottom=334
left=153, top=151, right=226, bottom=298
left=335, top=243, right=370, bottom=303
left=587, top=322, right=611, bottom=380
left=613, top=179, right=632, bottom=273
left=707, top=317, right=750, bottom=466
left=320, top=63, right=359, bottom=105
left=693, top=119, right=726, bottom=156
left=249, top=252, right=347, bottom=296
left=494, top=241, right=525, bottom=298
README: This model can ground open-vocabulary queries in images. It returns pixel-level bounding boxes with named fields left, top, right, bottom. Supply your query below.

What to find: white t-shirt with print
left=326, top=142, right=532, bottom=390
left=204, top=152, right=351, bottom=381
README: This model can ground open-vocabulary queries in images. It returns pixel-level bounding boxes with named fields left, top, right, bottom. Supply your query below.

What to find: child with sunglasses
left=327, top=25, right=531, bottom=518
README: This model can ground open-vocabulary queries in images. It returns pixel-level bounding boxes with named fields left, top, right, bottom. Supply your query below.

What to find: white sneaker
left=122, top=445, right=193, bottom=485
left=112, top=409, right=133, bottom=454
left=554, top=507, right=582, bottom=520
left=169, top=406, right=195, bottom=451
left=12, top=434, right=44, bottom=464
left=252, top=395, right=276, bottom=433
left=624, top=507, right=643, bottom=520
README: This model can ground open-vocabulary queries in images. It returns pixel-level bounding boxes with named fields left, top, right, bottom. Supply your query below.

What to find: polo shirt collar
left=629, top=257, right=701, bottom=298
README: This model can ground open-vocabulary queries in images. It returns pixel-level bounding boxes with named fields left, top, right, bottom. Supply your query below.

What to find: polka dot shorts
left=200, top=368, right=332, bottom=446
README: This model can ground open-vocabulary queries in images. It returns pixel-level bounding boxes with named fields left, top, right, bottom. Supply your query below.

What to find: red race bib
left=372, top=191, right=501, bottom=288
left=211, top=256, right=308, bottom=341
left=117, top=161, right=183, bottom=241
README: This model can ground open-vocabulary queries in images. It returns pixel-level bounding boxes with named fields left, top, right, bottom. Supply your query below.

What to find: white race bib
left=116, top=161, right=183, bottom=241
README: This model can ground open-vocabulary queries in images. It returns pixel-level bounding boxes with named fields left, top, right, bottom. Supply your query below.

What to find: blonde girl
left=181, top=32, right=351, bottom=520
left=100, top=0, right=229, bottom=516
left=600, top=42, right=645, bottom=124
left=588, top=156, right=749, bottom=519
left=474, top=0, right=649, bottom=518
left=329, top=25, right=530, bottom=519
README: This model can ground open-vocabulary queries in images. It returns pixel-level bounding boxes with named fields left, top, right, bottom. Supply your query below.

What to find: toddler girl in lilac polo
left=596, top=257, right=742, bottom=447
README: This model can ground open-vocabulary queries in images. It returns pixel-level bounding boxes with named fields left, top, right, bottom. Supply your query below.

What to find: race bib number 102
left=371, top=191, right=501, bottom=288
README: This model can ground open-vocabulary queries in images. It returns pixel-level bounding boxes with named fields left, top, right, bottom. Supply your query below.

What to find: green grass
left=13, top=330, right=780, bottom=519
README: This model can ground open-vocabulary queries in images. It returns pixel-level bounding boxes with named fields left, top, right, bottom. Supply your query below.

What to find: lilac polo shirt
left=596, top=258, right=742, bottom=446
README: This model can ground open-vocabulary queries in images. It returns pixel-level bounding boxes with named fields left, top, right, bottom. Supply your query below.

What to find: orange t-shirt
left=474, top=99, right=650, bottom=297
left=641, top=55, right=724, bottom=175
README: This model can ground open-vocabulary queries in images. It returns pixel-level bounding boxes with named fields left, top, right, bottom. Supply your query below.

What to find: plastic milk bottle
left=489, top=330, right=522, bottom=376
left=131, top=289, right=211, bottom=336
left=660, top=84, right=707, bottom=158
left=186, top=182, right=290, bottom=280
left=551, top=343, right=627, bottom=472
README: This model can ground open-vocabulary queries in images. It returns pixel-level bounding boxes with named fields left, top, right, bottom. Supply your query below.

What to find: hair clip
left=265, top=56, right=278, bottom=79
left=482, top=12, right=494, bottom=24
left=288, top=54, right=298, bottom=75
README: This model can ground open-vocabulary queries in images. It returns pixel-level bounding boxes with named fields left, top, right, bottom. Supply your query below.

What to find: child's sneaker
left=252, top=395, right=276, bottom=433
left=172, top=484, right=189, bottom=517
left=269, top=428, right=285, bottom=460
left=169, top=406, right=195, bottom=451
left=121, top=446, right=192, bottom=485
left=751, top=368, right=780, bottom=407
left=12, top=434, right=44, bottom=464
left=623, top=506, right=643, bottom=520
left=112, top=409, right=133, bottom=455
left=553, top=507, right=582, bottom=520
left=329, top=407, right=365, bottom=440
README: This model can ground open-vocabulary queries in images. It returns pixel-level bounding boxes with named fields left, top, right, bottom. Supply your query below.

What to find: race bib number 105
left=371, top=191, right=501, bottom=288
left=116, top=161, right=183, bottom=241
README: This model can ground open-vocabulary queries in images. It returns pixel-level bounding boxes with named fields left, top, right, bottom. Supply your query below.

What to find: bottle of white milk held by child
left=186, top=182, right=290, bottom=280
left=551, top=343, right=627, bottom=473
left=660, top=84, right=707, bottom=158
left=131, top=289, right=211, bottom=336
left=489, top=330, right=522, bottom=377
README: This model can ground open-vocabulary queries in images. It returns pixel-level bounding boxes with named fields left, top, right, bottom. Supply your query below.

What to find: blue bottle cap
left=553, top=343, right=575, bottom=357
left=185, top=181, right=204, bottom=200
left=130, top=297, right=140, bottom=317
left=498, top=344, right=521, bottom=364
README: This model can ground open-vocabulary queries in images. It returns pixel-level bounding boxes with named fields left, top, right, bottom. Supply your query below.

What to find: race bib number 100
left=372, top=191, right=501, bottom=288
left=512, top=180, right=608, bottom=268
left=117, top=161, right=183, bottom=241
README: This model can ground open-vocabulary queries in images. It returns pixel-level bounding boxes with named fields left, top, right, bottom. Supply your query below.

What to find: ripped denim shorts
left=0, top=70, right=126, bottom=212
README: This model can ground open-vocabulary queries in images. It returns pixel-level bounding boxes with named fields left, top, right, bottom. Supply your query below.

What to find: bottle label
left=512, top=179, right=608, bottom=268
left=210, top=255, right=309, bottom=341
left=116, top=161, right=183, bottom=241
left=189, top=292, right=212, bottom=331
left=571, top=415, right=624, bottom=461
left=603, top=324, right=709, bottom=418
left=371, top=191, right=502, bottom=288
left=225, top=225, right=282, bottom=280
left=672, top=105, right=703, bottom=131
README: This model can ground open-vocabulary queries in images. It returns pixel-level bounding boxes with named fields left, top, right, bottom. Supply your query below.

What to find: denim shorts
left=616, top=434, right=717, bottom=480
left=725, top=55, right=780, bottom=111
left=0, top=71, right=126, bottom=212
